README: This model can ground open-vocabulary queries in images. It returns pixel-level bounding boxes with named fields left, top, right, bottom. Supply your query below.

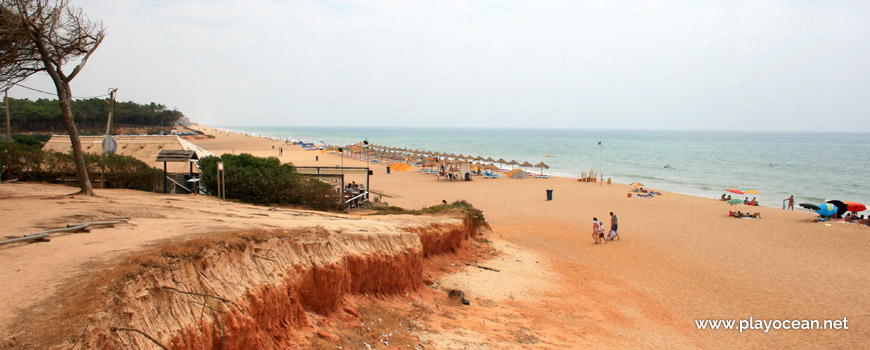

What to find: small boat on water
left=664, top=164, right=671, bottom=168
left=544, top=153, right=556, bottom=157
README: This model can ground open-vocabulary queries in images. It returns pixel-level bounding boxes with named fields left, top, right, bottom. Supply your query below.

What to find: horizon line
left=208, top=124, right=870, bottom=134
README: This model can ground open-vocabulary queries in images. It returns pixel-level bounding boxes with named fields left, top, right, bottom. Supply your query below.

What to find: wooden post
left=216, top=169, right=221, bottom=200
left=216, top=161, right=223, bottom=200
left=163, top=161, right=168, bottom=193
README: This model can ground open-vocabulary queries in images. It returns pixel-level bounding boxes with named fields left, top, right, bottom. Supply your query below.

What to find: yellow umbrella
left=745, top=190, right=760, bottom=194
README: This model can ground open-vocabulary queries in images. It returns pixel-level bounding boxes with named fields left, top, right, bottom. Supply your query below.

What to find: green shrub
left=11, top=134, right=49, bottom=149
left=421, top=200, right=486, bottom=225
left=1, top=142, right=56, bottom=181
left=367, top=200, right=487, bottom=228
left=0, top=142, right=161, bottom=191
left=199, top=154, right=344, bottom=211
left=84, top=153, right=163, bottom=191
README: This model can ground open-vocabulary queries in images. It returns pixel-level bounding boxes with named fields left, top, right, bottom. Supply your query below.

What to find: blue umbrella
left=816, top=203, right=838, bottom=216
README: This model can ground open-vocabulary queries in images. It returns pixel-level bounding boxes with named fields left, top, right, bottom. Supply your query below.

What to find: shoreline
left=197, top=124, right=817, bottom=213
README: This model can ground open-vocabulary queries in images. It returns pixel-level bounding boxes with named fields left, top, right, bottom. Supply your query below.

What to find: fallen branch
left=0, top=226, right=86, bottom=246
left=0, top=220, right=128, bottom=247
left=67, top=220, right=125, bottom=228
left=465, top=263, right=500, bottom=272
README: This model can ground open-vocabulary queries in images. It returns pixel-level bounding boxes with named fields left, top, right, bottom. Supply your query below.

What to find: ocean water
left=222, top=126, right=870, bottom=211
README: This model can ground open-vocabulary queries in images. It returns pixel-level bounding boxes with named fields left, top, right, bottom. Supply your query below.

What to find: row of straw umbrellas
left=332, top=143, right=550, bottom=173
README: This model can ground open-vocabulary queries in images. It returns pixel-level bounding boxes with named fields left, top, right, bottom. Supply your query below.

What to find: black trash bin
left=387, top=166, right=391, bottom=174
left=546, top=189, right=553, bottom=201
left=464, top=172, right=471, bottom=181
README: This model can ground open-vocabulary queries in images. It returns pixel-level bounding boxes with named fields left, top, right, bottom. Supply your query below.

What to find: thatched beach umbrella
left=474, top=156, right=485, bottom=161
left=484, top=157, right=495, bottom=164
left=534, top=162, right=550, bottom=175
left=496, top=158, right=507, bottom=167
left=508, top=160, right=520, bottom=169
left=519, top=161, right=533, bottom=171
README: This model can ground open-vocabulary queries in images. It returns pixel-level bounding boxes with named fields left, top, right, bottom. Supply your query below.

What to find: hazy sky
left=9, top=0, right=870, bottom=131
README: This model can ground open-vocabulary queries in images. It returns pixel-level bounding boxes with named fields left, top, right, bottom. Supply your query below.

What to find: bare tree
left=0, top=0, right=105, bottom=195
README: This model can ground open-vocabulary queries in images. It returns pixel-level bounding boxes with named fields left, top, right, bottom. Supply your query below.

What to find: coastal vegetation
left=370, top=200, right=487, bottom=228
left=2, top=97, right=186, bottom=133
left=0, top=136, right=162, bottom=191
left=198, top=153, right=345, bottom=211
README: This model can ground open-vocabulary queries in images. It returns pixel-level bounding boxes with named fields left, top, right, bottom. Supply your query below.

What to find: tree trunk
left=58, top=83, right=93, bottom=196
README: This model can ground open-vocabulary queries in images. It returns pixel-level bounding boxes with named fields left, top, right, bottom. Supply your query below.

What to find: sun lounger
left=484, top=174, right=500, bottom=179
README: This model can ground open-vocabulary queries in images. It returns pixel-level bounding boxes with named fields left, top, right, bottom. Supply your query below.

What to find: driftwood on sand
left=0, top=220, right=127, bottom=247
left=465, top=263, right=500, bottom=272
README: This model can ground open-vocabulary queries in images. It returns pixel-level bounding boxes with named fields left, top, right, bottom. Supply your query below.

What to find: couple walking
left=592, top=212, right=619, bottom=244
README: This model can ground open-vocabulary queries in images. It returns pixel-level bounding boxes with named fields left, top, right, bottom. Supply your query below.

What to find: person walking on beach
left=592, top=217, right=605, bottom=244
left=609, top=212, right=620, bottom=241
left=785, top=195, right=794, bottom=210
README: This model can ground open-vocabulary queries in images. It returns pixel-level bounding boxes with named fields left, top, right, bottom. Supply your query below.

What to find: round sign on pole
left=102, top=135, right=117, bottom=154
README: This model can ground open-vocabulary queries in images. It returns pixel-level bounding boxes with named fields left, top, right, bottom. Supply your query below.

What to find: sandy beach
left=189, top=126, right=870, bottom=348
left=1, top=127, right=867, bottom=349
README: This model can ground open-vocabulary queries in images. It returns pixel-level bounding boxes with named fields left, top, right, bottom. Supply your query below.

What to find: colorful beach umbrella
left=727, top=198, right=744, bottom=205
left=816, top=203, right=838, bottom=217
left=629, top=182, right=644, bottom=187
left=847, top=203, right=866, bottom=212
left=799, top=203, right=821, bottom=211
left=826, top=200, right=848, bottom=217
left=745, top=190, right=760, bottom=194
left=390, top=163, right=414, bottom=171
left=726, top=188, right=744, bottom=195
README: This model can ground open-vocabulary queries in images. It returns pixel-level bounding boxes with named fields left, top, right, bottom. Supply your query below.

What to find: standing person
left=592, top=217, right=605, bottom=244
left=785, top=195, right=794, bottom=210
left=609, top=212, right=620, bottom=241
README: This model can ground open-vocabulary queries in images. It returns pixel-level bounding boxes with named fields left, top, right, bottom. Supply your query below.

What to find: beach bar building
left=295, top=166, right=372, bottom=209
left=42, top=135, right=215, bottom=192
